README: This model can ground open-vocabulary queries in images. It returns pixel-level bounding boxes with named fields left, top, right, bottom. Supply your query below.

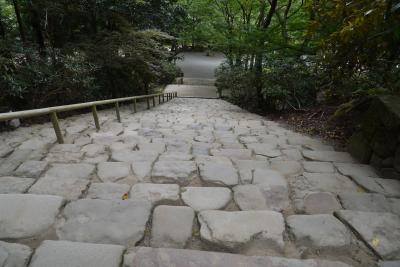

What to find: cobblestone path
left=0, top=97, right=399, bottom=267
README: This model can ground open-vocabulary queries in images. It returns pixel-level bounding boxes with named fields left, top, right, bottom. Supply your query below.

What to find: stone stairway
left=0, top=96, right=400, bottom=267
left=164, top=78, right=219, bottom=98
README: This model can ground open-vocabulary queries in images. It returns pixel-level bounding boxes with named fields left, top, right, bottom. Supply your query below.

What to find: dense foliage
left=178, top=0, right=400, bottom=112
left=0, top=0, right=180, bottom=111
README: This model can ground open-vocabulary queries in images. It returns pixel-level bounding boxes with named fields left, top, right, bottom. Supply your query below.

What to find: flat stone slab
left=233, top=184, right=289, bottom=212
left=125, top=247, right=352, bottom=267
left=130, top=183, right=180, bottom=205
left=378, top=261, right=400, bottom=267
left=57, top=199, right=152, bottom=246
left=334, top=163, right=379, bottom=177
left=0, top=194, right=64, bottom=239
left=302, top=150, right=356, bottom=163
left=198, top=210, right=284, bottom=251
left=97, top=162, right=135, bottom=184
left=199, top=162, right=239, bottom=186
left=270, top=160, right=302, bottom=176
left=87, top=182, right=130, bottom=200
left=210, top=149, right=252, bottom=160
left=252, top=169, right=287, bottom=187
left=151, top=205, right=195, bottom=248
left=246, top=143, right=281, bottom=158
left=29, top=240, right=124, bottom=267
left=233, top=159, right=269, bottom=184
left=303, top=162, right=334, bottom=173
left=13, top=160, right=48, bottom=178
left=44, top=163, right=95, bottom=179
left=303, top=192, right=342, bottom=214
left=336, top=210, right=400, bottom=260
left=111, top=150, right=159, bottom=163
left=0, top=176, right=35, bottom=193
left=29, top=176, right=90, bottom=200
left=151, top=161, right=197, bottom=185
left=287, top=214, right=352, bottom=250
left=294, top=172, right=359, bottom=195
left=181, top=187, right=231, bottom=211
left=351, top=176, right=400, bottom=197
left=131, top=161, right=153, bottom=181
left=0, top=241, right=32, bottom=267
left=338, top=193, right=391, bottom=213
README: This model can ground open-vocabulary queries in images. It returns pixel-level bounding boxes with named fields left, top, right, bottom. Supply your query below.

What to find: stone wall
left=348, top=95, right=400, bottom=180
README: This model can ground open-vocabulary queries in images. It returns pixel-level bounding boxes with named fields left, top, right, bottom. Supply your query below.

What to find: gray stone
left=210, top=149, right=252, bottom=160
left=13, top=160, right=48, bottom=178
left=57, top=199, right=152, bottom=246
left=91, top=132, right=121, bottom=145
left=131, top=161, right=153, bottom=181
left=287, top=214, right=352, bottom=249
left=0, top=149, right=46, bottom=176
left=334, top=163, right=379, bottom=178
left=336, top=210, right=400, bottom=260
left=29, top=176, right=90, bottom=200
left=0, top=144, right=13, bottom=158
left=50, top=144, right=81, bottom=153
left=0, top=177, right=35, bottom=193
left=246, top=143, right=281, bottom=158
left=29, top=240, right=124, bottom=267
left=151, top=205, right=194, bottom=248
left=111, top=150, right=158, bottom=163
left=199, top=162, right=239, bottom=186
left=378, top=261, right=400, bottom=267
left=44, top=163, right=95, bottom=179
left=130, top=183, right=180, bottom=205
left=151, top=160, right=197, bottom=185
left=159, top=153, right=193, bottom=161
left=195, top=155, right=232, bottom=165
left=351, top=176, right=400, bottom=197
left=302, top=150, right=356, bottom=163
left=97, top=162, right=135, bottom=184
left=234, top=159, right=269, bottom=184
left=198, top=210, right=284, bottom=251
left=339, top=193, right=391, bottom=212
left=0, top=194, right=64, bottom=239
left=181, top=187, right=231, bottom=211
left=295, top=172, right=358, bottom=194
left=138, top=143, right=166, bottom=153
left=270, top=160, right=302, bottom=176
left=18, top=137, right=52, bottom=150
left=303, top=192, right=341, bottom=214
left=0, top=241, right=32, bottom=267
left=87, top=183, right=130, bottom=200
left=233, top=184, right=289, bottom=211
left=389, top=198, right=400, bottom=216
left=124, top=247, right=352, bottom=267
left=252, top=169, right=287, bottom=187
left=303, top=162, right=334, bottom=173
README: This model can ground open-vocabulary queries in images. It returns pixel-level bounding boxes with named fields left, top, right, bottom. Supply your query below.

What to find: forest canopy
left=177, top=0, right=400, bottom=112
left=0, top=0, right=399, bottom=113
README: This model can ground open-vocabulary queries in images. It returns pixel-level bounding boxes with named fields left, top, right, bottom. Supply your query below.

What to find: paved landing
left=0, top=97, right=400, bottom=267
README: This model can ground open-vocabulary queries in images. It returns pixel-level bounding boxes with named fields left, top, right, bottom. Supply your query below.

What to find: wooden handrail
left=0, top=91, right=178, bottom=144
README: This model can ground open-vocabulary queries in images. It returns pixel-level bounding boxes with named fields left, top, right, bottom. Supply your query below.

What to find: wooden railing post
left=115, top=102, right=121, bottom=122
left=158, top=95, right=161, bottom=104
left=146, top=97, right=150, bottom=110
left=152, top=96, right=156, bottom=107
left=163, top=94, right=165, bottom=103
left=50, top=112, right=64, bottom=144
left=92, top=105, right=100, bottom=130
left=133, top=99, right=137, bottom=113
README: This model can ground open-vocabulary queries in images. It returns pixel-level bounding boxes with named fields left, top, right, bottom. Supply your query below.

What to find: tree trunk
left=0, top=12, right=5, bottom=39
left=29, top=0, right=46, bottom=55
left=12, top=0, right=25, bottom=42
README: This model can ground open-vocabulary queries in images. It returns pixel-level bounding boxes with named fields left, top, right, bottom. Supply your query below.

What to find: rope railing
left=0, top=91, right=178, bottom=144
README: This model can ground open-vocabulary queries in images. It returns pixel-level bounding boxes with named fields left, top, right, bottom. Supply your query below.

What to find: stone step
left=164, top=84, right=219, bottom=98
left=175, top=77, right=216, bottom=86
left=124, top=247, right=353, bottom=267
